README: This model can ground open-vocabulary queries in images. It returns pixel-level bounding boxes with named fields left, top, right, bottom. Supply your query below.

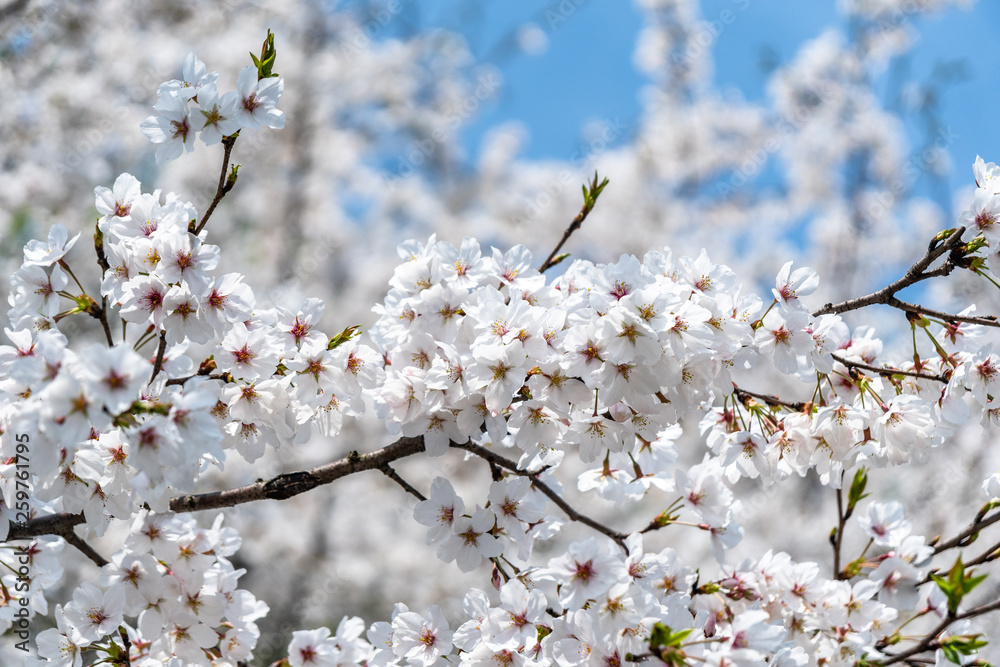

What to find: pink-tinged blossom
left=0, top=327, right=47, bottom=385
left=488, top=476, right=545, bottom=536
left=141, top=91, right=196, bottom=165
left=119, top=274, right=172, bottom=326
left=870, top=556, right=921, bottom=610
left=413, top=477, right=465, bottom=545
left=435, top=237, right=490, bottom=289
left=62, top=582, right=125, bottom=643
left=94, top=172, right=142, bottom=222
left=234, top=65, right=285, bottom=130
left=754, top=309, right=813, bottom=374
left=488, top=578, right=548, bottom=650
left=507, top=400, right=564, bottom=451
left=871, top=394, right=939, bottom=465
left=76, top=344, right=150, bottom=414
left=772, top=261, right=819, bottom=310
left=466, top=342, right=529, bottom=414
left=960, top=187, right=1000, bottom=245
left=23, top=223, right=80, bottom=267
left=166, top=619, right=220, bottom=664
left=402, top=410, right=467, bottom=456
left=215, top=323, right=281, bottom=380
left=567, top=415, right=629, bottom=463
left=975, top=155, right=1000, bottom=194
left=679, top=248, right=736, bottom=296
left=157, top=232, right=220, bottom=294
left=391, top=606, right=454, bottom=666
left=539, top=537, right=622, bottom=609
left=438, top=508, right=503, bottom=572
left=954, top=346, right=1000, bottom=407
left=8, top=263, right=68, bottom=318
left=163, top=286, right=214, bottom=345
left=275, top=298, right=326, bottom=352
left=196, top=81, right=240, bottom=145
left=676, top=458, right=733, bottom=526
left=488, top=244, right=536, bottom=290
left=287, top=627, right=338, bottom=667
left=36, top=605, right=83, bottom=667
left=601, top=309, right=662, bottom=365
left=202, top=272, right=255, bottom=333
left=857, top=501, right=911, bottom=548
left=158, top=52, right=219, bottom=101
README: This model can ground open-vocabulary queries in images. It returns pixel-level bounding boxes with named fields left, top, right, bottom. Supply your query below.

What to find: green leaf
left=648, top=622, right=691, bottom=649
left=931, top=557, right=989, bottom=615
left=328, top=324, right=362, bottom=350
left=940, top=634, right=987, bottom=664
left=252, top=29, right=280, bottom=79
left=846, top=467, right=869, bottom=516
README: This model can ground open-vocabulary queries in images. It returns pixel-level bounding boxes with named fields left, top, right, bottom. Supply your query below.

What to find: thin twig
left=876, top=596, right=1000, bottom=667
left=733, top=384, right=808, bottom=411
left=149, top=330, right=168, bottom=384
left=194, top=135, right=238, bottom=235
left=813, top=227, right=967, bottom=318
left=831, top=353, right=948, bottom=383
left=62, top=532, right=109, bottom=568
left=538, top=173, right=609, bottom=273
left=380, top=465, right=426, bottom=501
left=885, top=297, right=1000, bottom=328
left=876, top=615, right=955, bottom=666
left=933, top=509, right=1000, bottom=555
left=452, top=441, right=628, bottom=550
left=833, top=486, right=846, bottom=579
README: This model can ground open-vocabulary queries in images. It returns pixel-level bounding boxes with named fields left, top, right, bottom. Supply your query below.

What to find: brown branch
left=933, top=509, right=1000, bottom=555
left=877, top=597, right=1000, bottom=667
left=884, top=297, right=1000, bottom=328
left=7, top=437, right=427, bottom=541
left=5, top=513, right=108, bottom=567
left=452, top=441, right=628, bottom=550
left=194, top=135, right=238, bottom=236
left=831, top=353, right=948, bottom=383
left=170, top=436, right=426, bottom=512
left=380, top=465, right=426, bottom=501
left=63, top=532, right=109, bottom=568
left=833, top=486, right=846, bottom=580
left=149, top=330, right=168, bottom=384
left=876, top=615, right=955, bottom=667
left=813, top=227, right=967, bottom=318
left=733, top=384, right=808, bottom=411
left=7, top=512, right=86, bottom=541
left=538, top=173, right=609, bottom=273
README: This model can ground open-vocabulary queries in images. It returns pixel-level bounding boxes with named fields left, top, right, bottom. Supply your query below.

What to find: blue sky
left=397, top=1, right=1000, bottom=200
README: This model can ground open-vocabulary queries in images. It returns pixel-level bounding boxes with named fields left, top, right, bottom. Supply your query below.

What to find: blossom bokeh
left=5, top=0, right=1000, bottom=664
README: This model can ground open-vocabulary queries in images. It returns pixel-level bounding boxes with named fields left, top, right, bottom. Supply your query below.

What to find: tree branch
left=380, top=464, right=426, bottom=501
left=813, top=227, right=967, bottom=318
left=7, top=437, right=427, bottom=541
left=538, top=172, right=609, bottom=273
left=194, top=135, right=239, bottom=236
left=452, top=441, right=628, bottom=550
left=170, top=436, right=426, bottom=512
left=831, top=353, right=948, bottom=383
left=932, top=508, right=1000, bottom=555
left=884, top=297, right=1000, bottom=328
left=63, top=532, right=109, bottom=568
left=149, top=330, right=168, bottom=384
left=733, top=384, right=808, bottom=411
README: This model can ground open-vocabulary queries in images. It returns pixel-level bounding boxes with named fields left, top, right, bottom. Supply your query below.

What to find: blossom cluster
left=5, top=44, right=1000, bottom=667
left=30, top=513, right=268, bottom=666
left=140, top=52, right=284, bottom=165
left=286, top=519, right=949, bottom=667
